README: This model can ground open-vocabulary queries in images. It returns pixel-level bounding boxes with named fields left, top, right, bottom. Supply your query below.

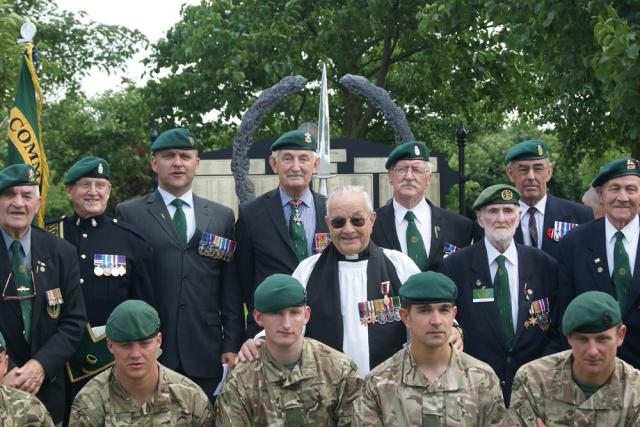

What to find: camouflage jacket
left=69, top=363, right=213, bottom=426
left=0, top=384, right=54, bottom=427
left=352, top=346, right=506, bottom=426
left=506, top=350, right=640, bottom=426
left=214, top=338, right=362, bottom=426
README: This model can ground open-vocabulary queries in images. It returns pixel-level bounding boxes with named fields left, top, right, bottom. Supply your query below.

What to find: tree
left=145, top=0, right=524, bottom=149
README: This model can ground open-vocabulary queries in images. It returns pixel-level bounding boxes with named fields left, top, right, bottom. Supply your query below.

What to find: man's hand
left=221, top=352, right=237, bottom=371
left=235, top=339, right=264, bottom=364
left=449, top=327, right=464, bottom=351
left=8, top=359, right=45, bottom=395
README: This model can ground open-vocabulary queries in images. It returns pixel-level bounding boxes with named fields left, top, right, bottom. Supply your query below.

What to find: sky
left=56, top=0, right=198, bottom=96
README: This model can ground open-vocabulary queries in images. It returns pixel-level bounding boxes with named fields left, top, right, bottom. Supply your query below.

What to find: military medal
left=313, top=233, right=331, bottom=253
left=443, top=242, right=459, bottom=258
left=380, top=281, right=390, bottom=305
left=111, top=256, right=120, bottom=277
left=199, top=232, right=236, bottom=262
left=93, top=255, right=104, bottom=276
left=527, top=297, right=550, bottom=331
left=552, top=221, right=578, bottom=241
left=46, top=288, right=63, bottom=319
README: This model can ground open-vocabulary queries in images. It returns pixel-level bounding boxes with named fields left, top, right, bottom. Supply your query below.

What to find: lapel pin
left=597, top=267, right=604, bottom=273
left=594, top=258, right=601, bottom=264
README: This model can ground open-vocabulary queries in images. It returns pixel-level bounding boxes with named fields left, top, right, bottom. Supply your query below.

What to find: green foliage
left=43, top=87, right=154, bottom=213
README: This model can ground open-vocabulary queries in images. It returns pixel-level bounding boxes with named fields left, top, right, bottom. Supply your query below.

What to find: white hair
left=326, top=185, right=373, bottom=214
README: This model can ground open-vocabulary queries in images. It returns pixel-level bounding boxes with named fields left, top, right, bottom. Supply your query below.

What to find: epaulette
left=44, top=216, right=66, bottom=238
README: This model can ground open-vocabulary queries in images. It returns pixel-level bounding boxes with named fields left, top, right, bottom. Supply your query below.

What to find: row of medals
left=94, top=265, right=126, bottom=277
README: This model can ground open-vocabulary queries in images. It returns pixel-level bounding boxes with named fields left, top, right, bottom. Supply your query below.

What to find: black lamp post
left=456, top=122, right=467, bottom=215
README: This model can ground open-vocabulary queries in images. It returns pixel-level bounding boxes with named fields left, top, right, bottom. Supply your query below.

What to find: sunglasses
left=330, top=215, right=370, bottom=229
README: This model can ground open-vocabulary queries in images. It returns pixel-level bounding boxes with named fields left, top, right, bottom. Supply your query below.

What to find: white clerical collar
left=519, top=194, right=547, bottom=219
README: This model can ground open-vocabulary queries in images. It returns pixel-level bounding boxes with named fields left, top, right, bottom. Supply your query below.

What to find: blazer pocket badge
left=313, top=233, right=332, bottom=254
left=199, top=232, right=236, bottom=262
left=525, top=297, right=550, bottom=331
left=46, top=288, right=64, bottom=319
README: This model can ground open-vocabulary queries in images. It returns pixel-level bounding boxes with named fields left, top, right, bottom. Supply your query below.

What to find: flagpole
left=316, top=62, right=332, bottom=196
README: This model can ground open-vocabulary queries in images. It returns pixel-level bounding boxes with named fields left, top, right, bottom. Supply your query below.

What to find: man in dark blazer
left=558, top=157, right=640, bottom=368
left=235, top=129, right=329, bottom=337
left=440, top=184, right=560, bottom=407
left=475, top=139, right=593, bottom=259
left=372, top=141, right=472, bottom=271
left=0, top=164, right=86, bottom=423
left=116, top=128, right=244, bottom=398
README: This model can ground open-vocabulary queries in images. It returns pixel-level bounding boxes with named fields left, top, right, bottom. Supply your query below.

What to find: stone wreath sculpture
left=231, top=74, right=414, bottom=204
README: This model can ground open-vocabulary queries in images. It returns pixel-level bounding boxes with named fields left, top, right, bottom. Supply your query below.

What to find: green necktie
left=613, top=231, right=632, bottom=309
left=493, top=255, right=514, bottom=348
left=171, top=199, right=188, bottom=245
left=405, top=211, right=427, bottom=271
left=11, top=240, right=32, bottom=343
left=289, top=200, right=308, bottom=261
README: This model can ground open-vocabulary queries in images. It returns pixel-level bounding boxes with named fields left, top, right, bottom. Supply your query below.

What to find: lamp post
left=456, top=122, right=467, bottom=215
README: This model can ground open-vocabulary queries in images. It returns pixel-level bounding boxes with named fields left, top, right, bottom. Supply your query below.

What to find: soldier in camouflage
left=215, top=274, right=362, bottom=426
left=69, top=300, right=213, bottom=426
left=0, top=331, right=54, bottom=426
left=353, top=271, right=505, bottom=426
left=507, top=291, right=640, bottom=426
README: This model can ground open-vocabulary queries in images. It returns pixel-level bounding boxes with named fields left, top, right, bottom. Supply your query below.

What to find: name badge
left=473, top=287, right=494, bottom=303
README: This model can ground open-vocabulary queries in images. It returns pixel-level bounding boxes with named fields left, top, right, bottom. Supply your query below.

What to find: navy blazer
left=372, top=198, right=473, bottom=271
left=0, top=227, right=87, bottom=423
left=473, top=193, right=594, bottom=260
left=117, top=191, right=244, bottom=380
left=557, top=217, right=640, bottom=368
left=235, top=187, right=328, bottom=336
left=439, top=241, right=560, bottom=406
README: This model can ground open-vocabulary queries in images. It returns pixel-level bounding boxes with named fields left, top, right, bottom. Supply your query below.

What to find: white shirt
left=485, top=238, right=519, bottom=332
left=293, top=248, right=420, bottom=376
left=519, top=194, right=547, bottom=249
left=393, top=198, right=431, bottom=259
left=157, top=187, right=196, bottom=242
left=605, top=215, right=639, bottom=277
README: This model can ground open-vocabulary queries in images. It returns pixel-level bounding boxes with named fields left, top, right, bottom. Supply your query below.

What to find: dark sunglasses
left=330, top=215, right=369, bottom=229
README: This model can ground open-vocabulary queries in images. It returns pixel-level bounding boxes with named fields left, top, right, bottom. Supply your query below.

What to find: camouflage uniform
left=507, top=350, right=640, bottom=426
left=0, top=384, right=54, bottom=427
left=215, top=337, right=362, bottom=426
left=353, top=346, right=505, bottom=426
left=69, top=363, right=213, bottom=426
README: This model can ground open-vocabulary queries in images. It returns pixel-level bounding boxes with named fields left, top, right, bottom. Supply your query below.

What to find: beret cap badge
left=304, top=132, right=312, bottom=144
left=501, top=189, right=513, bottom=201
left=627, top=159, right=638, bottom=170
left=27, top=168, right=35, bottom=183
left=414, top=145, right=420, bottom=156
left=97, top=163, right=103, bottom=174
left=537, top=144, right=543, bottom=156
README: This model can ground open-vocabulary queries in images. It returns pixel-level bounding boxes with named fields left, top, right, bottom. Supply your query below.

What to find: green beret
left=0, top=330, right=5, bottom=352
left=106, top=300, right=160, bottom=342
left=400, top=271, right=457, bottom=303
left=591, top=157, right=640, bottom=187
left=472, top=184, right=521, bottom=211
left=562, top=291, right=621, bottom=336
left=64, top=156, right=110, bottom=184
left=254, top=274, right=306, bottom=313
left=270, top=130, right=317, bottom=152
left=505, top=140, right=549, bottom=162
left=151, top=128, right=197, bottom=153
left=0, top=164, right=38, bottom=194
left=385, top=141, right=430, bottom=169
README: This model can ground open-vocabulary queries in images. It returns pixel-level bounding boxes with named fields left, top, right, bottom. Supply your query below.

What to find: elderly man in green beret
left=558, top=157, right=640, bottom=369
left=478, top=139, right=593, bottom=261
left=440, top=184, right=560, bottom=406
left=116, top=128, right=244, bottom=399
left=70, top=300, right=213, bottom=425
left=46, top=156, right=155, bottom=409
left=372, top=140, right=473, bottom=272
left=235, top=129, right=330, bottom=337
left=0, top=330, right=54, bottom=426
left=0, top=164, right=86, bottom=423
left=507, top=291, right=640, bottom=426
left=215, top=274, right=362, bottom=426
left=353, top=271, right=505, bottom=426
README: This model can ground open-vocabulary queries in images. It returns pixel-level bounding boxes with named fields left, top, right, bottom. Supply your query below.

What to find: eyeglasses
left=515, top=165, right=548, bottom=176
left=2, top=270, right=37, bottom=301
left=392, top=166, right=429, bottom=176
left=329, top=215, right=371, bottom=229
